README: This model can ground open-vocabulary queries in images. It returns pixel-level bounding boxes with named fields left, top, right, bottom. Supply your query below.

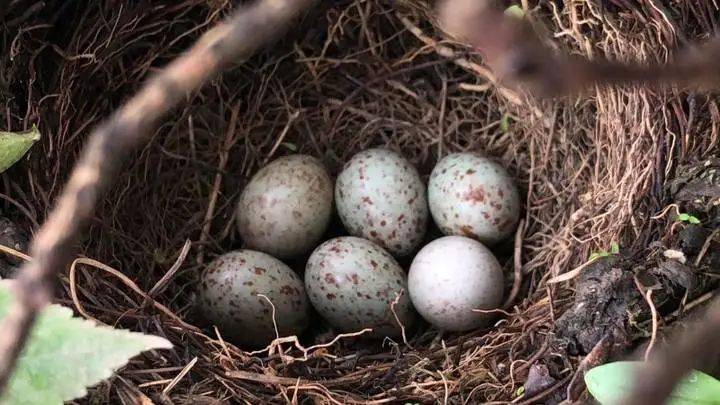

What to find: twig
left=161, top=356, right=198, bottom=396
left=565, top=333, right=615, bottom=402
left=257, top=294, right=280, bottom=341
left=546, top=256, right=599, bottom=284
left=389, top=289, right=412, bottom=348
left=0, top=243, right=31, bottom=262
left=633, top=276, right=659, bottom=362
left=147, top=239, right=192, bottom=298
left=248, top=328, right=373, bottom=361
left=0, top=0, right=314, bottom=392
left=694, top=229, right=719, bottom=267
left=503, top=219, right=525, bottom=309
left=68, top=257, right=200, bottom=331
left=197, top=106, right=241, bottom=265
left=643, top=289, right=658, bottom=362
left=264, top=110, right=300, bottom=164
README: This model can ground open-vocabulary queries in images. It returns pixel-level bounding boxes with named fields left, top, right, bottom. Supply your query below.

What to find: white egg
left=408, top=236, right=503, bottom=331
left=335, top=148, right=428, bottom=257
left=198, top=250, right=310, bottom=347
left=428, top=152, right=520, bottom=245
left=237, top=155, right=333, bottom=258
left=304, top=236, right=415, bottom=337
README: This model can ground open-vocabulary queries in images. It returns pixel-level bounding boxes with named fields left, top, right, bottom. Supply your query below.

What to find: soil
left=555, top=257, right=642, bottom=355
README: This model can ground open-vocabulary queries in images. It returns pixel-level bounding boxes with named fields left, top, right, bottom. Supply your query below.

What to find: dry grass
left=1, top=0, right=719, bottom=403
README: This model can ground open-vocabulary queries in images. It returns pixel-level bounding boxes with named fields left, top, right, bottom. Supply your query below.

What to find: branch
left=437, top=0, right=720, bottom=97
left=0, top=0, right=314, bottom=393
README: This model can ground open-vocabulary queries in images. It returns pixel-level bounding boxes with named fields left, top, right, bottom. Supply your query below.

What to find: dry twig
left=0, top=0, right=314, bottom=393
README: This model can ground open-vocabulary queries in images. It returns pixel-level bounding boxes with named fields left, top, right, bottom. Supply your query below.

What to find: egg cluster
left=197, top=149, right=521, bottom=347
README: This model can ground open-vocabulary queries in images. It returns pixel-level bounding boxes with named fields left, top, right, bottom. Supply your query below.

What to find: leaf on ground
left=585, top=361, right=720, bottom=405
left=0, top=126, right=41, bottom=173
left=0, top=282, right=172, bottom=405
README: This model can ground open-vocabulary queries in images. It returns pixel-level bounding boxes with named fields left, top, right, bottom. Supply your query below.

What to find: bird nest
left=2, top=0, right=719, bottom=403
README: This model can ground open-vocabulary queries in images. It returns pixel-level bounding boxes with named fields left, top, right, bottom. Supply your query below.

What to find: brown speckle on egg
left=335, top=149, right=428, bottom=257
left=428, top=152, right=521, bottom=245
left=197, top=250, right=309, bottom=348
left=304, top=237, right=416, bottom=338
left=236, top=155, right=333, bottom=258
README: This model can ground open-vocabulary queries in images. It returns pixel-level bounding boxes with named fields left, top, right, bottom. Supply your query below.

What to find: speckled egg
left=335, top=148, right=428, bottom=257
left=428, top=152, right=520, bottom=245
left=237, top=155, right=333, bottom=258
left=305, top=237, right=415, bottom=337
left=408, top=236, right=503, bottom=331
left=198, top=250, right=310, bottom=347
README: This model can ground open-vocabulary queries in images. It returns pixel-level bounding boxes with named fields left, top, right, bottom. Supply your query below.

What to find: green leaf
left=504, top=5, right=525, bottom=19
left=500, top=114, right=510, bottom=133
left=589, top=250, right=610, bottom=261
left=678, top=213, right=691, bottom=222
left=516, top=386, right=525, bottom=397
left=0, top=282, right=172, bottom=405
left=610, top=242, right=620, bottom=255
left=688, top=215, right=701, bottom=225
left=585, top=361, right=720, bottom=405
left=0, top=126, right=41, bottom=173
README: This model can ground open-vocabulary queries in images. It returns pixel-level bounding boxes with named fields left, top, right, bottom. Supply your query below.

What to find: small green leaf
left=585, top=361, right=720, bottom=405
left=610, top=242, right=620, bottom=255
left=688, top=215, right=701, bottom=225
left=500, top=114, right=510, bottom=133
left=678, top=213, right=691, bottom=222
left=0, top=282, right=172, bottom=404
left=504, top=5, right=525, bottom=19
left=589, top=250, right=611, bottom=261
left=516, top=386, right=525, bottom=397
left=0, top=125, right=41, bottom=173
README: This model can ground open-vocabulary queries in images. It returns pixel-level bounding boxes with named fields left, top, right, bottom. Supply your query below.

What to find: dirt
left=555, top=257, right=643, bottom=355
left=669, top=158, right=720, bottom=222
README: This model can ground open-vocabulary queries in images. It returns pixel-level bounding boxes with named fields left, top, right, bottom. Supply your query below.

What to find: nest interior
left=1, top=0, right=719, bottom=403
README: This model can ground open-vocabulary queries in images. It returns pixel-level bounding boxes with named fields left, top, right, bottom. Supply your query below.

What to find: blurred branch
left=0, top=0, right=314, bottom=393
left=437, top=0, right=720, bottom=97
left=437, top=1, right=720, bottom=404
